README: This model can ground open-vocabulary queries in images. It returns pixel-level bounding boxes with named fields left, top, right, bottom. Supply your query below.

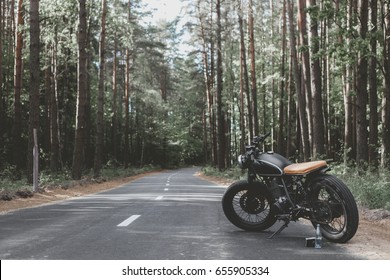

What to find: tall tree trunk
left=0, top=0, right=4, bottom=157
left=382, top=0, right=390, bottom=167
left=261, top=64, right=267, bottom=138
left=94, top=0, right=107, bottom=176
left=287, top=52, right=296, bottom=157
left=343, top=0, right=355, bottom=165
left=321, top=5, right=331, bottom=158
left=5, top=0, right=15, bottom=138
left=369, top=0, right=378, bottom=168
left=112, top=33, right=118, bottom=161
left=12, top=0, right=24, bottom=174
left=43, top=52, right=51, bottom=166
left=278, top=0, right=287, bottom=155
left=202, top=1, right=212, bottom=163
left=197, top=0, right=214, bottom=163
left=85, top=13, right=94, bottom=170
left=287, top=0, right=310, bottom=161
left=216, top=0, right=225, bottom=170
left=238, top=1, right=252, bottom=143
left=27, top=0, right=40, bottom=184
left=124, top=0, right=131, bottom=168
left=308, top=0, right=325, bottom=158
left=209, top=0, right=217, bottom=166
left=50, top=38, right=61, bottom=172
left=239, top=51, right=246, bottom=155
left=269, top=0, right=276, bottom=149
left=202, top=95, right=208, bottom=163
left=248, top=0, right=259, bottom=136
left=239, top=35, right=246, bottom=155
left=42, top=46, right=60, bottom=173
left=297, top=0, right=313, bottom=153
left=355, top=0, right=369, bottom=169
left=72, top=0, right=88, bottom=179
left=124, top=61, right=130, bottom=168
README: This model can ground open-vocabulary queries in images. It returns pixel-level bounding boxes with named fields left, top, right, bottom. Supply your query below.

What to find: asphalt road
left=0, top=167, right=361, bottom=260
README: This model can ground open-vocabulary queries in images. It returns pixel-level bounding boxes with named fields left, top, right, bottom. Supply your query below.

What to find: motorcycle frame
left=246, top=160, right=330, bottom=220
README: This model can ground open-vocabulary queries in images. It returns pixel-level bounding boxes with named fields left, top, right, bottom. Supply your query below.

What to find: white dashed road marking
left=117, top=215, right=141, bottom=227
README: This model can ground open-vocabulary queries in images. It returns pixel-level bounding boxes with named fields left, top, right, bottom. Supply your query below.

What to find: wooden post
left=33, top=128, right=39, bottom=192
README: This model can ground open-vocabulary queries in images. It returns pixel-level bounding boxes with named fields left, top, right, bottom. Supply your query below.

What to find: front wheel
left=222, top=180, right=277, bottom=231
left=309, top=175, right=359, bottom=243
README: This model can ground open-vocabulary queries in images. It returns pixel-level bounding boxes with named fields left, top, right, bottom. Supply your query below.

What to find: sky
left=142, top=0, right=192, bottom=55
left=142, top=0, right=185, bottom=23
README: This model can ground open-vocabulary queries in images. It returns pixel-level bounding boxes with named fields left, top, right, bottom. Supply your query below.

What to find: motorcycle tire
left=309, top=174, right=359, bottom=243
left=222, top=180, right=277, bottom=231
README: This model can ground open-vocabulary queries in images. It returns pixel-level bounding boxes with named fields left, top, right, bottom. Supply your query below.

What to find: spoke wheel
left=310, top=175, right=359, bottom=243
left=222, top=181, right=277, bottom=231
left=312, top=186, right=346, bottom=234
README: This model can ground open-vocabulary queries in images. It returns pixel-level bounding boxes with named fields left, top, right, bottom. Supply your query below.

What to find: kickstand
left=268, top=218, right=290, bottom=239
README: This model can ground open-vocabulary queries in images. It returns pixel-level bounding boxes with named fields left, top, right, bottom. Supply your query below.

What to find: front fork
left=247, top=168, right=257, bottom=185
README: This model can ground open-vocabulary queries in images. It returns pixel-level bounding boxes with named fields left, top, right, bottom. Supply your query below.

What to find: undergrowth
left=0, top=164, right=159, bottom=194
left=201, top=165, right=244, bottom=181
left=331, top=164, right=390, bottom=211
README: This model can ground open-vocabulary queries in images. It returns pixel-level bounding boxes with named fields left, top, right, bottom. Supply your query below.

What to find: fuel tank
left=252, top=152, right=292, bottom=176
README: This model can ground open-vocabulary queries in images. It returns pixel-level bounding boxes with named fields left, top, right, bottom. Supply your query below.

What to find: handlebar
left=251, top=132, right=271, bottom=145
left=252, top=132, right=271, bottom=145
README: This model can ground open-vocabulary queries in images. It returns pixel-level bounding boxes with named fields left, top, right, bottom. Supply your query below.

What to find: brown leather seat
left=283, top=160, right=327, bottom=175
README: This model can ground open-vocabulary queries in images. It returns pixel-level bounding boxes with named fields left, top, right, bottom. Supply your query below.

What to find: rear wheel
left=222, top=180, right=277, bottom=231
left=309, top=175, right=359, bottom=243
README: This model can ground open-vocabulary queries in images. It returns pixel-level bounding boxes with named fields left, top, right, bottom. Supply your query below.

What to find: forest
left=0, top=0, right=389, bottom=186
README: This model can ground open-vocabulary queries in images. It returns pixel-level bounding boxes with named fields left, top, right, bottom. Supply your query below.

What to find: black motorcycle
left=222, top=132, right=359, bottom=243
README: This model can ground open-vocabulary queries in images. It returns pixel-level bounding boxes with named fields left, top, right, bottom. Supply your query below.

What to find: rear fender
left=302, top=170, right=333, bottom=195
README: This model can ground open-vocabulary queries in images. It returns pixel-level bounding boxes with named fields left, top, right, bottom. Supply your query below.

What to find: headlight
left=237, top=155, right=246, bottom=169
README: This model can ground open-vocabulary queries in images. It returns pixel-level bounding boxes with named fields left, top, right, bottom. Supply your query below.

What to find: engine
left=269, top=178, right=291, bottom=213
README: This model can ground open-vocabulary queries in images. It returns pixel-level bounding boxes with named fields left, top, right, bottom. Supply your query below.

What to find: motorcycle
left=222, top=132, right=359, bottom=243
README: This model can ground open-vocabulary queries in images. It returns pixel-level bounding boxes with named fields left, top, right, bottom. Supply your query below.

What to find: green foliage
left=0, top=165, right=20, bottom=181
left=201, top=165, right=244, bottom=181
left=331, top=164, right=390, bottom=211
left=0, top=165, right=159, bottom=193
left=0, top=165, right=29, bottom=193
left=99, top=164, right=158, bottom=179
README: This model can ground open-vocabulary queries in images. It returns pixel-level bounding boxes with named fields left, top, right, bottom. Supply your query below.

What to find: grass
left=0, top=164, right=159, bottom=194
left=201, top=165, right=244, bottom=181
left=331, top=164, right=390, bottom=211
